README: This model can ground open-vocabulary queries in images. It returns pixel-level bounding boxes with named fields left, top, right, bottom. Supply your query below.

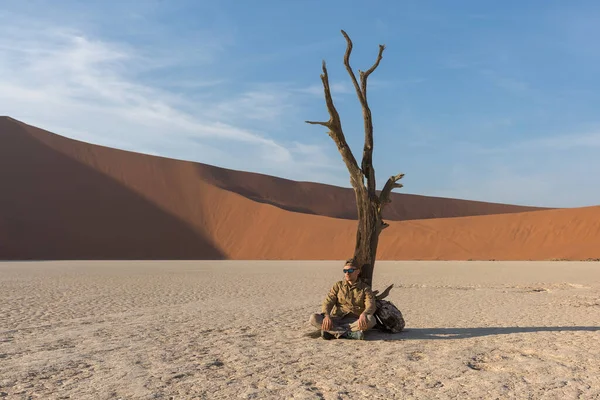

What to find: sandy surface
left=1, top=261, right=600, bottom=399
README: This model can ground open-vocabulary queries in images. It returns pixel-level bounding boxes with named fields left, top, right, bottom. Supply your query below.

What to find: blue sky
left=1, top=1, right=599, bottom=207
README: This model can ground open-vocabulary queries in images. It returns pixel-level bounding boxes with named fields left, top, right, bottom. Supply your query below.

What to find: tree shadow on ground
left=365, top=326, right=600, bottom=341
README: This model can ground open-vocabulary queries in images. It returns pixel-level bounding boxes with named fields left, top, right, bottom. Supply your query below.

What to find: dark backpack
left=374, top=299, right=405, bottom=333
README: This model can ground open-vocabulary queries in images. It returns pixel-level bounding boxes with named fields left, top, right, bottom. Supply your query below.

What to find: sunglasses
left=343, top=268, right=358, bottom=274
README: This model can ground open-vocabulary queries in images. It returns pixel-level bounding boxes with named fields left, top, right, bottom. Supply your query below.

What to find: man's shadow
left=365, top=326, right=600, bottom=341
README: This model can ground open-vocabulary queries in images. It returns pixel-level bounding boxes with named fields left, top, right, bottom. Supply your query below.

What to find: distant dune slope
left=1, top=116, right=597, bottom=261
left=195, top=162, right=549, bottom=221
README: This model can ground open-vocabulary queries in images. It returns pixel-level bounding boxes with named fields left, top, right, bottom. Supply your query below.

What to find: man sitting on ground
left=308, top=258, right=377, bottom=340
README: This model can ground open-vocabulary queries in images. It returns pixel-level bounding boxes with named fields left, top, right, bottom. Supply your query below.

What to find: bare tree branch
left=358, top=44, right=385, bottom=200
left=360, top=44, right=385, bottom=101
left=339, top=30, right=386, bottom=200
left=340, top=30, right=364, bottom=105
left=304, top=120, right=330, bottom=128
left=379, top=173, right=405, bottom=207
left=305, top=60, right=362, bottom=188
left=375, top=283, right=394, bottom=300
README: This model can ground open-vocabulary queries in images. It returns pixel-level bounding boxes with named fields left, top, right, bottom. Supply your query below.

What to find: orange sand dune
left=196, top=160, right=548, bottom=221
left=193, top=180, right=600, bottom=261
left=1, top=116, right=598, bottom=261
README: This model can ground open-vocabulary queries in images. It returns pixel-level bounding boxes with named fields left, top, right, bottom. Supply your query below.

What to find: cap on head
left=344, top=258, right=360, bottom=269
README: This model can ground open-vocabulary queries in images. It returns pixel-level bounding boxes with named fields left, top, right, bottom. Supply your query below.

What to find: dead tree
left=306, top=30, right=404, bottom=290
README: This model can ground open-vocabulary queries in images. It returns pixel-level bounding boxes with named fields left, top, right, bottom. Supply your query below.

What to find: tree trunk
left=353, top=191, right=382, bottom=287
left=306, top=30, right=404, bottom=291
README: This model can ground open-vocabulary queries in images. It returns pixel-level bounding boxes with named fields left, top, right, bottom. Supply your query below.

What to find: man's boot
left=321, top=330, right=335, bottom=340
left=342, top=330, right=365, bottom=340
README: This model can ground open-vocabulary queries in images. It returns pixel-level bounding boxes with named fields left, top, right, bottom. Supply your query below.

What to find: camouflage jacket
left=322, top=279, right=376, bottom=318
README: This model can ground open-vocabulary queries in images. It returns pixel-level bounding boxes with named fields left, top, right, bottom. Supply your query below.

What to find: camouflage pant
left=309, top=313, right=377, bottom=335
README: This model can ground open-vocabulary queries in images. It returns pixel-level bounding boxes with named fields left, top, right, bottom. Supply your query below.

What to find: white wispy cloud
left=294, top=82, right=353, bottom=97
left=520, top=131, right=600, bottom=149
left=429, top=164, right=558, bottom=207
left=0, top=12, right=343, bottom=183
left=430, top=155, right=600, bottom=208
left=479, top=69, right=534, bottom=98
left=455, top=129, right=600, bottom=156
left=204, top=89, right=294, bottom=123
left=434, top=128, right=600, bottom=207
left=295, top=78, right=419, bottom=97
left=368, top=77, right=427, bottom=88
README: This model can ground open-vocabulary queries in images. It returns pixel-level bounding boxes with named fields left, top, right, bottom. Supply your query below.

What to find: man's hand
left=322, top=315, right=333, bottom=331
left=358, top=313, right=369, bottom=330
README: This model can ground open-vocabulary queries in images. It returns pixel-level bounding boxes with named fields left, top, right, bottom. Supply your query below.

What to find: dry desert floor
left=1, top=260, right=600, bottom=399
